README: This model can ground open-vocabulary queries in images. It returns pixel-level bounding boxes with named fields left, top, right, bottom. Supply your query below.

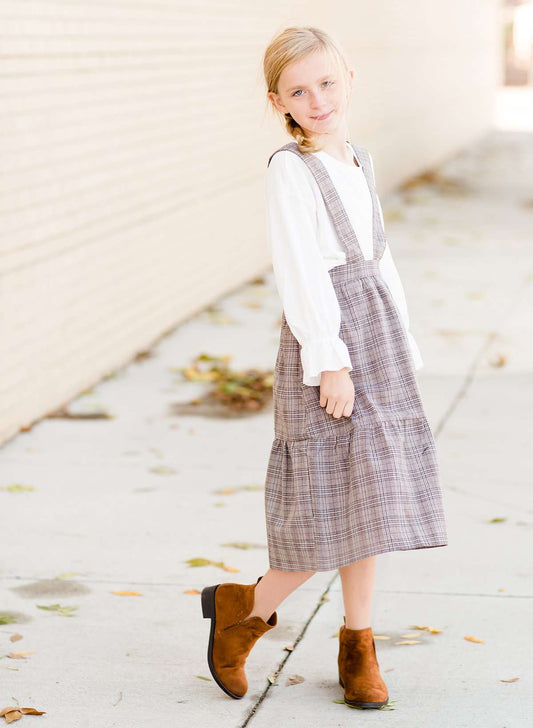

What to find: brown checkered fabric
left=264, top=141, right=448, bottom=571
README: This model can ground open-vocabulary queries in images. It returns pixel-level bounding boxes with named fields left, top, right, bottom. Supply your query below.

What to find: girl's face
left=269, top=49, right=353, bottom=140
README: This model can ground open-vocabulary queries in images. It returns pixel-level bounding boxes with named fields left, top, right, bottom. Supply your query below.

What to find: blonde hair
left=263, top=26, right=350, bottom=154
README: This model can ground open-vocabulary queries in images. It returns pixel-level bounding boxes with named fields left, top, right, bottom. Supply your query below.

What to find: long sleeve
left=265, top=153, right=353, bottom=386
left=369, top=154, right=425, bottom=371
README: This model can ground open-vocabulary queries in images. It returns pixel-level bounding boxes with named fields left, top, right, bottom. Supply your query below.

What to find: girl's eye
left=291, top=80, right=334, bottom=97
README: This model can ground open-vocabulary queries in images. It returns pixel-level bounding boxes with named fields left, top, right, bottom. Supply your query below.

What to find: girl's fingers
left=342, top=400, right=353, bottom=418
left=320, top=394, right=354, bottom=419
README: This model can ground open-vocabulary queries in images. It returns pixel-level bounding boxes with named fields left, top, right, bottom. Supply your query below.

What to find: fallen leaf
left=9, top=635, right=23, bottom=643
left=267, top=674, right=277, bottom=684
left=36, top=603, right=78, bottom=617
left=407, top=624, right=443, bottom=633
left=464, top=635, right=484, bottom=643
left=286, top=674, right=305, bottom=686
left=486, top=516, right=506, bottom=523
left=283, top=644, right=294, bottom=652
left=0, top=614, right=19, bottom=626
left=111, top=591, right=142, bottom=596
left=149, top=465, right=176, bottom=475
left=195, top=675, right=212, bottom=681
left=500, top=677, right=519, bottom=682
left=221, top=542, right=267, bottom=550
left=394, top=640, right=422, bottom=645
left=373, top=635, right=391, bottom=640
left=0, top=706, right=46, bottom=723
left=488, top=354, right=507, bottom=368
left=0, top=484, right=36, bottom=493
left=184, top=589, right=201, bottom=595
left=6, top=651, right=34, bottom=660
left=184, top=558, right=240, bottom=573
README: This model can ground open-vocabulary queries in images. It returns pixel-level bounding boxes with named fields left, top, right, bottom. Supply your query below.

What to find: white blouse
left=265, top=140, right=424, bottom=386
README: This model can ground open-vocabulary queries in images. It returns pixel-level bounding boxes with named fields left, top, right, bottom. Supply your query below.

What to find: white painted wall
left=0, top=1, right=501, bottom=444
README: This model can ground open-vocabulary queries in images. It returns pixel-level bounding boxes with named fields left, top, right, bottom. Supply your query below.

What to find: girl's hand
left=319, top=367, right=355, bottom=418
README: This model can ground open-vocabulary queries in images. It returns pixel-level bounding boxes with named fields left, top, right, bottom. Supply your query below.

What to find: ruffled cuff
left=300, top=337, right=353, bottom=387
left=405, top=330, right=424, bottom=370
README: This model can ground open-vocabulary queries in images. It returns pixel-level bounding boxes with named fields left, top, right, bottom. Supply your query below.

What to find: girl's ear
left=267, top=91, right=287, bottom=115
left=347, top=69, right=355, bottom=93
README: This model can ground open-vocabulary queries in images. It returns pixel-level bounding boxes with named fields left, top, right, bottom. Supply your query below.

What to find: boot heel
left=201, top=584, right=219, bottom=619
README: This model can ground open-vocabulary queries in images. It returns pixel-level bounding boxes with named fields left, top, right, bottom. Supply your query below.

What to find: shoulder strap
left=267, top=142, right=299, bottom=167
left=266, top=141, right=364, bottom=263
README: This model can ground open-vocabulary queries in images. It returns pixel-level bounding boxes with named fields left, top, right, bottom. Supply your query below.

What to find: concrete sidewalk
left=1, top=127, right=532, bottom=727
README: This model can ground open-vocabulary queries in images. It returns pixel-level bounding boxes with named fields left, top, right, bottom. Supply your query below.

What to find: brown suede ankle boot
left=201, top=575, right=277, bottom=699
left=338, top=619, right=389, bottom=709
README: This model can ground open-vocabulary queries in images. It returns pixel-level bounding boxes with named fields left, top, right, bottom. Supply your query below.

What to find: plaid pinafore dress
left=264, top=141, right=449, bottom=572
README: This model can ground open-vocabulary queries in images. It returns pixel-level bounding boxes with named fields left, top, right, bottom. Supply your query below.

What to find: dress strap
left=347, top=142, right=387, bottom=261
left=268, top=142, right=363, bottom=264
left=268, top=141, right=387, bottom=263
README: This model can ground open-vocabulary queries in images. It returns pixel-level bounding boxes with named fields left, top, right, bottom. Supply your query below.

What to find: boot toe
left=217, top=668, right=248, bottom=698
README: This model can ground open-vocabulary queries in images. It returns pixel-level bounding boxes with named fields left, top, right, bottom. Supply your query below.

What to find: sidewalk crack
left=239, top=570, right=339, bottom=727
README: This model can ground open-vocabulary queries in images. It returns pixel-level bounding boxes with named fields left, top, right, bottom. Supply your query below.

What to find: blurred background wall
left=0, top=0, right=505, bottom=444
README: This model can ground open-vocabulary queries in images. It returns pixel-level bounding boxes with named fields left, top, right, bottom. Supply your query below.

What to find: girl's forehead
left=279, top=50, right=340, bottom=90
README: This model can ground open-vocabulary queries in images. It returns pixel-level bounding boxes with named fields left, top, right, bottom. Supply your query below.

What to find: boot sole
left=201, top=583, right=244, bottom=700
left=339, top=676, right=389, bottom=709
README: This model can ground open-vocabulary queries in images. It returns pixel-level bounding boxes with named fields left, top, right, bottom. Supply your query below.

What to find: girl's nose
left=309, top=92, right=326, bottom=109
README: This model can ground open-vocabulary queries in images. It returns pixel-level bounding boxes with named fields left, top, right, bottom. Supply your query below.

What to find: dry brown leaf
left=184, top=589, right=201, bottom=595
left=286, top=674, right=305, bottom=686
left=0, top=706, right=46, bottom=722
left=407, top=624, right=442, bottom=634
left=3, top=710, right=22, bottom=724
left=6, top=651, right=34, bottom=659
left=185, top=557, right=240, bottom=572
left=283, top=644, right=294, bottom=651
left=394, top=640, right=422, bottom=645
left=111, top=591, right=142, bottom=596
left=464, top=635, right=484, bottom=643
left=9, top=634, right=23, bottom=643
left=500, top=677, right=519, bottom=683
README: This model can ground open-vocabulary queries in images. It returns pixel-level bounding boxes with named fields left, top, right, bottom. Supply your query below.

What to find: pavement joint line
left=238, top=570, right=339, bottom=728
left=0, top=577, right=530, bottom=599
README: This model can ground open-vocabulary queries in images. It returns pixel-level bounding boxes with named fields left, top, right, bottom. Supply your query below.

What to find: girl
left=201, top=26, right=448, bottom=710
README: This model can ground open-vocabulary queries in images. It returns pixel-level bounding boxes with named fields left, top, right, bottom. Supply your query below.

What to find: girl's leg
left=338, top=556, right=376, bottom=630
left=247, top=568, right=316, bottom=622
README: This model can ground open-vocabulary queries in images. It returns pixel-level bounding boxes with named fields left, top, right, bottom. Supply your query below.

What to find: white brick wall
left=0, top=1, right=500, bottom=444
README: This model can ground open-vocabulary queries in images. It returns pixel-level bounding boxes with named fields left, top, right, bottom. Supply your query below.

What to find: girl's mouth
left=311, top=109, right=333, bottom=121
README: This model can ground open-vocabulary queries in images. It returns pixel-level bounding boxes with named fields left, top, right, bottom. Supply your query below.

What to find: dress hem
left=267, top=539, right=449, bottom=573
